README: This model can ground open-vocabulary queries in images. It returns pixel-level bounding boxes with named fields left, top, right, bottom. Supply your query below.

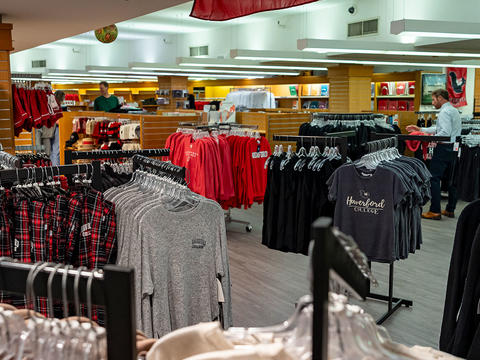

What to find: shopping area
left=1, top=0, right=480, bottom=359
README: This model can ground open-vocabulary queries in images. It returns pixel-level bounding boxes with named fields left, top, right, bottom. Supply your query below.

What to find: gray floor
left=226, top=199, right=466, bottom=349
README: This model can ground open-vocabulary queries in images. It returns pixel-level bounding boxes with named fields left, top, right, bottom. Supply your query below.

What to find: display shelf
left=376, top=95, right=415, bottom=99
left=301, top=95, right=329, bottom=99
left=275, top=96, right=297, bottom=99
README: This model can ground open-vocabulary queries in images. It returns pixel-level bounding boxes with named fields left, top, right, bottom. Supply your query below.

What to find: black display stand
left=0, top=260, right=136, bottom=360
left=64, top=148, right=170, bottom=164
left=311, top=217, right=370, bottom=360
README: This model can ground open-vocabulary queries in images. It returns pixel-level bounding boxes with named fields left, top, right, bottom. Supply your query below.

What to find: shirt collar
left=440, top=102, right=452, bottom=110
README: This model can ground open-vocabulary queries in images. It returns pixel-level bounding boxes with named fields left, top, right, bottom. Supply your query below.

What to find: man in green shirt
left=94, top=81, right=119, bottom=112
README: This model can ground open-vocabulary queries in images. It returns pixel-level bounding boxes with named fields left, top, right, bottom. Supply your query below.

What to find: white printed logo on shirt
left=345, top=190, right=386, bottom=215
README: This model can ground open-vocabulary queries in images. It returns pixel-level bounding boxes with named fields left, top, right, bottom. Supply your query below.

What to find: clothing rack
left=0, top=259, right=136, bottom=360
left=0, top=151, right=21, bottom=168
left=132, top=154, right=187, bottom=185
left=230, top=87, right=270, bottom=92
left=312, top=113, right=385, bottom=121
left=362, top=137, right=414, bottom=325
left=272, top=134, right=349, bottom=163
left=311, top=217, right=370, bottom=360
left=0, top=162, right=102, bottom=190
left=64, top=148, right=170, bottom=164
left=369, top=133, right=452, bottom=143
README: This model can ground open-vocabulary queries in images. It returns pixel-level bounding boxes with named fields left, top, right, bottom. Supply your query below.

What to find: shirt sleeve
left=326, top=169, right=339, bottom=201
left=426, top=109, right=452, bottom=137
left=420, top=125, right=437, bottom=134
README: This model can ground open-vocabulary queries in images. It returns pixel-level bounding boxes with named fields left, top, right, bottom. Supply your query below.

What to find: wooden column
left=157, top=76, right=189, bottom=111
left=0, top=24, right=14, bottom=152
left=474, top=69, right=480, bottom=114
left=327, top=65, right=374, bottom=113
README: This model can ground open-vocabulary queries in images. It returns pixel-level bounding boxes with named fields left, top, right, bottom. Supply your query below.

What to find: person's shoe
left=422, top=211, right=442, bottom=220
left=442, top=210, right=455, bottom=218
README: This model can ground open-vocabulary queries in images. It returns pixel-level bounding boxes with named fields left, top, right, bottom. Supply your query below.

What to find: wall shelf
left=376, top=95, right=415, bottom=99
left=301, top=95, right=329, bottom=99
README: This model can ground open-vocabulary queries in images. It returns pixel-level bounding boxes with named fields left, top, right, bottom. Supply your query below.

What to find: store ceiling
left=1, top=0, right=188, bottom=52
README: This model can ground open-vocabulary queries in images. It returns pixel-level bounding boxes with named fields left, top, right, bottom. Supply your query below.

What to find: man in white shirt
left=407, top=89, right=461, bottom=220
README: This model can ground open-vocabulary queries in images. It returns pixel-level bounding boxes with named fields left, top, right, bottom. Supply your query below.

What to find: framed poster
left=421, top=73, right=446, bottom=105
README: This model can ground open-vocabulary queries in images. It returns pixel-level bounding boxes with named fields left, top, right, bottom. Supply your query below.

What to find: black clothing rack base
left=367, top=262, right=413, bottom=325
left=0, top=260, right=136, bottom=360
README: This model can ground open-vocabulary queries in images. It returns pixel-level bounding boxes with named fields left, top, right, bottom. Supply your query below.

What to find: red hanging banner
left=446, top=67, right=468, bottom=108
left=190, top=0, right=317, bottom=21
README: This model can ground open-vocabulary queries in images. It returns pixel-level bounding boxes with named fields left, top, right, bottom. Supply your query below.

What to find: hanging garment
left=298, top=117, right=401, bottom=160
left=440, top=200, right=480, bottom=358
left=327, top=153, right=431, bottom=262
left=165, top=130, right=270, bottom=208
left=105, top=169, right=232, bottom=338
left=0, top=182, right=116, bottom=322
left=262, top=147, right=342, bottom=255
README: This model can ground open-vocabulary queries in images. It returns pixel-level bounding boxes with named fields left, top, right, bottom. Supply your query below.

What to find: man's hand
left=406, top=125, right=420, bottom=132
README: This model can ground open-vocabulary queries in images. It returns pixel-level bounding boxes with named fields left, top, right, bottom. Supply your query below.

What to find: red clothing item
left=18, top=87, right=33, bottom=132
left=12, top=85, right=28, bottom=136
left=247, top=136, right=271, bottom=204
left=28, top=90, right=42, bottom=129
left=36, top=90, right=51, bottom=127
left=405, top=131, right=431, bottom=160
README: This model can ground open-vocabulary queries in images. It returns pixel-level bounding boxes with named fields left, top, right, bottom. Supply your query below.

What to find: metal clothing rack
left=0, top=259, right=136, bottom=360
left=362, top=137, right=414, bottom=325
left=64, top=148, right=170, bottom=164
left=272, top=134, right=349, bottom=163
left=311, top=218, right=370, bottom=360
left=369, top=133, right=451, bottom=143
left=0, top=162, right=102, bottom=190
left=312, top=112, right=385, bottom=121
left=0, top=151, right=21, bottom=168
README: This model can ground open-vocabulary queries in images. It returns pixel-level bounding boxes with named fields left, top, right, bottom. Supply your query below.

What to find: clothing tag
left=14, top=239, right=19, bottom=252
left=81, top=223, right=91, bottom=237
left=44, top=224, right=48, bottom=231
left=458, top=147, right=462, bottom=158
left=252, top=151, right=268, bottom=159
left=216, top=278, right=225, bottom=303
left=453, top=142, right=459, bottom=152
left=361, top=172, right=373, bottom=177
left=192, top=239, right=206, bottom=249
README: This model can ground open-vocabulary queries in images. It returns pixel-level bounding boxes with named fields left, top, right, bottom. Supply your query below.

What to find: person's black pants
left=430, top=143, right=458, bottom=213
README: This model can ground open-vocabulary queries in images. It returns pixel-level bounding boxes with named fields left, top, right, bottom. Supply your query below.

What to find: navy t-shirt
left=327, top=164, right=407, bottom=262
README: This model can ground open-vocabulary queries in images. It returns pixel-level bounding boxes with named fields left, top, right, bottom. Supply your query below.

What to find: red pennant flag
left=446, top=67, right=467, bottom=108
left=190, top=0, right=317, bottom=21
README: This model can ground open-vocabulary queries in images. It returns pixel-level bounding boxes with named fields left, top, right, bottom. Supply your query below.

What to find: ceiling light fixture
left=298, top=39, right=480, bottom=58
left=232, top=49, right=480, bottom=68
left=89, top=64, right=298, bottom=76
left=175, top=57, right=327, bottom=71
left=391, top=19, right=480, bottom=39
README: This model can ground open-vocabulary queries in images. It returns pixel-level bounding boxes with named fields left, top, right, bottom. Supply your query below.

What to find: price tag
left=453, top=142, right=459, bottom=152
left=458, top=147, right=462, bottom=158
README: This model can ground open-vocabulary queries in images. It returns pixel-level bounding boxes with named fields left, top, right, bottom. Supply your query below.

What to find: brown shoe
left=442, top=210, right=455, bottom=218
left=422, top=211, right=442, bottom=220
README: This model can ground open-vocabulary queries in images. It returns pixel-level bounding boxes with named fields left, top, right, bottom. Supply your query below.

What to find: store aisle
left=226, top=201, right=466, bottom=349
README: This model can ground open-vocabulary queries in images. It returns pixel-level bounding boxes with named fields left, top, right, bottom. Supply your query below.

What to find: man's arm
left=433, top=110, right=452, bottom=137
left=93, top=98, right=100, bottom=111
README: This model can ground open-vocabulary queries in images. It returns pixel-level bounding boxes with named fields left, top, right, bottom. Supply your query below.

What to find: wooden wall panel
left=475, top=69, right=480, bottom=114
left=142, top=114, right=199, bottom=149
left=0, top=24, right=14, bottom=153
